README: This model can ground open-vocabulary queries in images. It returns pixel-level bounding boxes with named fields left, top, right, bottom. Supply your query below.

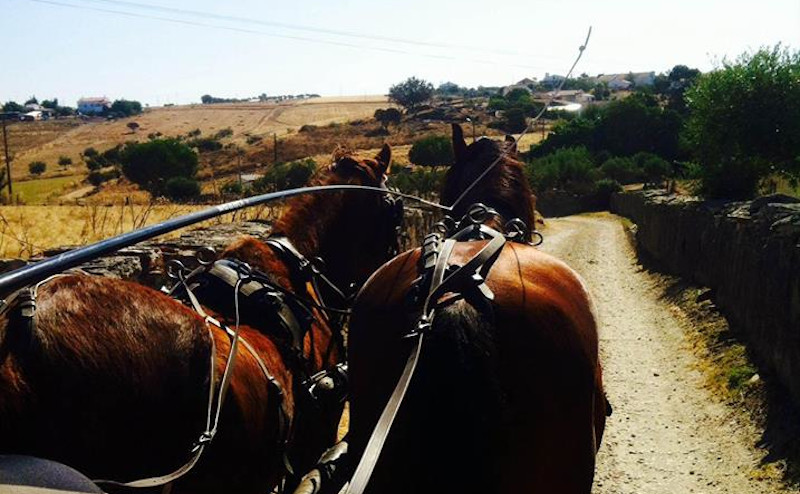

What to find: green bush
left=408, top=135, right=454, bottom=167
left=28, top=161, right=46, bottom=176
left=387, top=166, right=444, bottom=198
left=634, top=152, right=672, bottom=185
left=600, top=156, right=642, bottom=184
left=110, top=99, right=143, bottom=117
left=220, top=181, right=243, bottom=196
left=58, top=156, right=72, bottom=168
left=526, top=147, right=597, bottom=193
left=592, top=178, right=623, bottom=204
left=120, top=139, right=198, bottom=196
left=87, top=168, right=121, bottom=186
left=252, top=159, right=316, bottom=193
left=165, top=176, right=201, bottom=200
left=187, top=137, right=222, bottom=153
left=685, top=45, right=800, bottom=199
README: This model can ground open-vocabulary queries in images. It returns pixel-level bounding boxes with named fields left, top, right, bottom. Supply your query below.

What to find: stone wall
left=611, top=190, right=800, bottom=403
left=536, top=190, right=607, bottom=218
left=5, top=206, right=441, bottom=290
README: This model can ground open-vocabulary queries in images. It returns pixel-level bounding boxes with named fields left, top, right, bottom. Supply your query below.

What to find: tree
left=685, top=45, right=800, bottom=198
left=408, top=135, right=454, bottom=167
left=110, top=99, right=143, bottom=117
left=388, top=77, right=434, bottom=114
left=24, top=96, right=38, bottom=106
left=165, top=176, right=201, bottom=201
left=2, top=101, right=23, bottom=113
left=127, top=122, right=140, bottom=133
left=29, top=161, right=46, bottom=175
left=120, top=139, right=198, bottom=196
left=374, top=108, right=402, bottom=129
left=42, top=98, right=59, bottom=109
left=58, top=156, right=73, bottom=169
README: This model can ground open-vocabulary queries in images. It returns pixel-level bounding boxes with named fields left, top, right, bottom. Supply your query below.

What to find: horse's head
left=275, top=144, right=402, bottom=289
left=441, top=123, right=536, bottom=233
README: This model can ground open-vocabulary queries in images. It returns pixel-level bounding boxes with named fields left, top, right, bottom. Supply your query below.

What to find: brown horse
left=347, top=125, right=606, bottom=493
left=0, top=145, right=399, bottom=493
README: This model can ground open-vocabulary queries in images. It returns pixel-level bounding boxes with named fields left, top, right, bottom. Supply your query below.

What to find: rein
left=344, top=204, right=536, bottom=494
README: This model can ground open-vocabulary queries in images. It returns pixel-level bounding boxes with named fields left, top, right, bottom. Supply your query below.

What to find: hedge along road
left=539, top=213, right=788, bottom=494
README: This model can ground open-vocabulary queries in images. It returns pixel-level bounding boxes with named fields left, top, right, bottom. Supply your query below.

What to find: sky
left=1, top=0, right=798, bottom=106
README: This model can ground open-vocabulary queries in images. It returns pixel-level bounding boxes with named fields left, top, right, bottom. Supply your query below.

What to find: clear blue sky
left=2, top=0, right=798, bottom=106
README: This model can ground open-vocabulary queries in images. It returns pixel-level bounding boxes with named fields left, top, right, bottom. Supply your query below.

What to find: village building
left=77, top=97, right=111, bottom=115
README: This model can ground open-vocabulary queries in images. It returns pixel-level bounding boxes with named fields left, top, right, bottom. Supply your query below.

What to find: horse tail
left=403, top=295, right=504, bottom=491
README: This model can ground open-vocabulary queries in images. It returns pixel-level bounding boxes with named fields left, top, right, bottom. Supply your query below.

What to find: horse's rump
left=349, top=241, right=603, bottom=493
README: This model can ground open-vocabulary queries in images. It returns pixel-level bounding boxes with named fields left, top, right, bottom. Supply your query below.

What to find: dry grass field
left=0, top=202, right=280, bottom=259
left=5, top=96, right=393, bottom=181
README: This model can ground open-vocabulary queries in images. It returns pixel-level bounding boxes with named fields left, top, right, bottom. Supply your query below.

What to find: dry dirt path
left=539, top=213, right=788, bottom=494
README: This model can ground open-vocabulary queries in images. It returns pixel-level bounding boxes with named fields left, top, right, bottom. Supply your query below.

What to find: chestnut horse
left=347, top=126, right=606, bottom=493
left=0, top=145, right=399, bottom=493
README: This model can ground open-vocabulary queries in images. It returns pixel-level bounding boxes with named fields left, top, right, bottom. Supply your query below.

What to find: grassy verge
left=660, top=280, right=800, bottom=487
left=14, top=175, right=83, bottom=204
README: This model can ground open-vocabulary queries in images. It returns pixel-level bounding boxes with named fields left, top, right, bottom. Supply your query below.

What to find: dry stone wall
left=611, top=190, right=800, bottom=404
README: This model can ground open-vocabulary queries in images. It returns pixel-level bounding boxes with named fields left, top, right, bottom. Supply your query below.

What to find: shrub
left=246, top=135, right=263, bottom=145
left=187, top=128, right=202, bottom=138
left=685, top=45, right=800, bottom=199
left=29, top=161, right=46, bottom=176
left=214, top=127, right=234, bottom=139
left=634, top=152, right=672, bottom=185
left=220, top=180, right=244, bottom=196
left=526, top=147, right=597, bottom=193
left=58, top=156, right=73, bottom=168
left=120, top=139, right=198, bottom=196
left=252, top=159, right=316, bottom=193
left=374, top=108, right=402, bottom=128
left=87, top=168, right=121, bottom=186
left=388, top=166, right=444, bottom=198
left=600, top=156, right=642, bottom=184
left=165, top=176, right=201, bottom=200
left=592, top=178, right=623, bottom=206
left=187, top=137, right=222, bottom=153
left=110, top=99, right=143, bottom=117
left=408, top=135, right=454, bottom=167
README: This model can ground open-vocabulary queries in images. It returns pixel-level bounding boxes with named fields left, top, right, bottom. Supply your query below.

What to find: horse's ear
left=452, top=123, right=467, bottom=164
left=375, top=143, right=391, bottom=175
left=505, top=134, right=518, bottom=157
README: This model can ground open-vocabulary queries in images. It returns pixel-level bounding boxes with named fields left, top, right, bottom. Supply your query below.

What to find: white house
left=77, top=97, right=111, bottom=115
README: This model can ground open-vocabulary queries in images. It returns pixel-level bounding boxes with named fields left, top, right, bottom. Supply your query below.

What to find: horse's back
left=0, top=275, right=212, bottom=481
left=349, top=242, right=604, bottom=493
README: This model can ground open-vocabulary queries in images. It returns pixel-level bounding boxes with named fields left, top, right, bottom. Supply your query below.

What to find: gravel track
left=539, top=213, right=788, bottom=494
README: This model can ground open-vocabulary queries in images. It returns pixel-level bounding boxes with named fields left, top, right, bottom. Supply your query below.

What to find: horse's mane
left=441, top=137, right=536, bottom=230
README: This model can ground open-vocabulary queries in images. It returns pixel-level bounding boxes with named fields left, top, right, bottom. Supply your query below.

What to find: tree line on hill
left=1, top=96, right=143, bottom=118
left=387, top=45, right=799, bottom=202
left=200, top=93, right=321, bottom=104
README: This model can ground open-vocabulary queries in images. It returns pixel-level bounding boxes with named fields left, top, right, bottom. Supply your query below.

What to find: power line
left=74, top=0, right=540, bottom=59
left=26, top=0, right=550, bottom=70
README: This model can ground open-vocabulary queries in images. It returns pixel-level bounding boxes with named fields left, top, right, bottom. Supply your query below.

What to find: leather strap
left=345, top=229, right=506, bottom=494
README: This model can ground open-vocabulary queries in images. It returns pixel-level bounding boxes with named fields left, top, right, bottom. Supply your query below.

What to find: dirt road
left=539, top=213, right=787, bottom=493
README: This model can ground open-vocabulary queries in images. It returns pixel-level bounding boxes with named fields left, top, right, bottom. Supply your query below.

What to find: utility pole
left=273, top=133, right=278, bottom=163
left=1, top=116, right=12, bottom=198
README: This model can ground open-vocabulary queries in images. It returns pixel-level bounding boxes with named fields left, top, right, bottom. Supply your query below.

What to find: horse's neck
left=274, top=198, right=362, bottom=288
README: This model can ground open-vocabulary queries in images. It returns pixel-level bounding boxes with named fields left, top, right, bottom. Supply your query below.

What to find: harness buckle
left=191, top=431, right=215, bottom=452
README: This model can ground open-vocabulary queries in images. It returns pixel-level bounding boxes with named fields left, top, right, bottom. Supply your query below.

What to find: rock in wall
left=611, top=190, right=800, bottom=404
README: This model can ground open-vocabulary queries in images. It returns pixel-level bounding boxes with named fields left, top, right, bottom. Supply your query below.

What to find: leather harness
left=345, top=204, right=539, bottom=494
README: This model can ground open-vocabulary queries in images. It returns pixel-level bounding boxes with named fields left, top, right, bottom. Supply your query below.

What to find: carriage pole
left=0, top=185, right=415, bottom=296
